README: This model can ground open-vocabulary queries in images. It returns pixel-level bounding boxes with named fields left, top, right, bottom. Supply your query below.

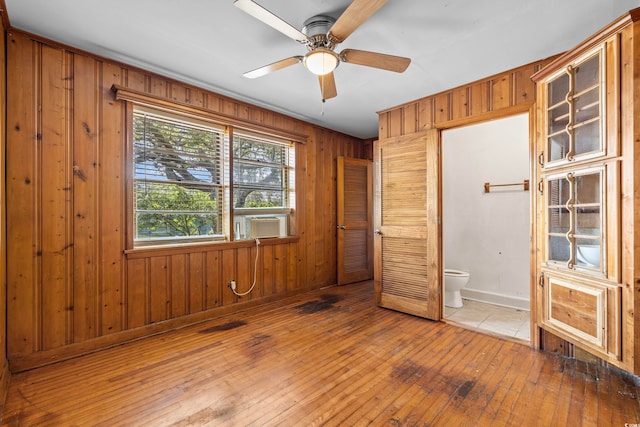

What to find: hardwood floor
left=2, top=281, right=639, bottom=426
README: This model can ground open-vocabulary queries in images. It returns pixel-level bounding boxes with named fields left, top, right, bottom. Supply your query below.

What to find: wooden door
left=374, top=130, right=441, bottom=320
left=337, top=157, right=373, bottom=285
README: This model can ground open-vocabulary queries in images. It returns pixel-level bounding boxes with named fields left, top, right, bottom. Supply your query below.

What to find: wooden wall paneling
left=403, top=103, right=417, bottom=135
left=235, top=246, right=252, bottom=300
left=388, top=108, right=403, bottom=138
left=123, top=68, right=144, bottom=92
left=469, top=82, right=489, bottom=116
left=6, top=30, right=365, bottom=370
left=378, top=112, right=389, bottom=140
left=190, top=88, right=205, bottom=109
left=294, top=135, right=307, bottom=283
left=451, top=87, right=469, bottom=121
left=274, top=242, right=287, bottom=294
left=417, top=98, right=434, bottom=131
left=7, top=34, right=39, bottom=358
left=150, top=77, right=167, bottom=98
left=236, top=103, right=250, bottom=123
left=149, top=256, right=169, bottom=323
left=40, top=44, right=69, bottom=351
left=126, top=258, right=147, bottom=329
left=633, top=21, right=640, bottom=374
left=490, top=74, right=512, bottom=111
left=620, top=22, right=639, bottom=372
left=271, top=110, right=285, bottom=132
left=434, top=93, right=451, bottom=124
left=513, top=65, right=536, bottom=106
left=287, top=242, right=298, bottom=292
left=249, top=106, right=262, bottom=125
left=222, top=98, right=235, bottom=118
left=261, top=110, right=273, bottom=128
left=262, top=245, right=275, bottom=295
left=205, top=251, right=221, bottom=309
left=72, top=53, right=100, bottom=343
left=221, top=249, right=236, bottom=306
left=305, top=132, right=318, bottom=286
left=0, top=9, right=9, bottom=408
left=99, top=62, right=126, bottom=336
left=323, top=132, right=336, bottom=285
left=170, top=254, right=187, bottom=318
left=188, top=252, right=205, bottom=314
left=314, top=131, right=327, bottom=285
left=380, top=59, right=558, bottom=137
left=252, top=245, right=265, bottom=298
left=170, top=82, right=186, bottom=104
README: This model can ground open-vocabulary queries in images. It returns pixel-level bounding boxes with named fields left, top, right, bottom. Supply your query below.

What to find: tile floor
left=444, top=299, right=531, bottom=341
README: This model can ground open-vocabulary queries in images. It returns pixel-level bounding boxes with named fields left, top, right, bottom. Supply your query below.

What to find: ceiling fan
left=234, top=0, right=411, bottom=101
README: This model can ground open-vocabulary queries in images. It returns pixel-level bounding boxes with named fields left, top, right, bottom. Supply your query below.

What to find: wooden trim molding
left=0, top=0, right=10, bottom=31
left=7, top=282, right=321, bottom=372
left=124, top=236, right=300, bottom=259
left=112, top=84, right=309, bottom=144
left=0, top=359, right=9, bottom=415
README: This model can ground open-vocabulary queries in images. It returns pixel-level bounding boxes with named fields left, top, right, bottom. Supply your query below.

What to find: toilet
left=444, top=269, right=470, bottom=308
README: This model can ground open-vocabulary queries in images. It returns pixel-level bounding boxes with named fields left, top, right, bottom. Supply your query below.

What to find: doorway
left=336, top=156, right=374, bottom=285
left=441, top=114, right=531, bottom=341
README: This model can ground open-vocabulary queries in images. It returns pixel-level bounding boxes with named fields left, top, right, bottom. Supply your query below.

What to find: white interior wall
left=442, top=113, right=530, bottom=310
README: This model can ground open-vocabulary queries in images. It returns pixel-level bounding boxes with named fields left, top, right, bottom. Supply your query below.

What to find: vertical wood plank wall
left=5, top=30, right=365, bottom=372
left=377, top=59, right=556, bottom=137
left=377, top=55, right=637, bottom=367
left=0, top=9, right=10, bottom=411
left=376, top=60, right=552, bottom=338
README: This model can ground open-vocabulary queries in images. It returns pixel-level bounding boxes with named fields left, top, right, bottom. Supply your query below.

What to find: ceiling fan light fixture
left=304, top=49, right=339, bottom=76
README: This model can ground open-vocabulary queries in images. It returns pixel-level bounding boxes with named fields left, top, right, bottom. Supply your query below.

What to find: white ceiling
left=5, top=0, right=639, bottom=139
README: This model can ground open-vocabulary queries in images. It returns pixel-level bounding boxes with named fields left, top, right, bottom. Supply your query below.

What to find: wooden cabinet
left=532, top=9, right=640, bottom=370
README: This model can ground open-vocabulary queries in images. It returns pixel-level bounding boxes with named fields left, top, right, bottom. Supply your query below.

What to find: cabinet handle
left=538, top=179, right=544, bottom=195
left=538, top=151, right=544, bottom=166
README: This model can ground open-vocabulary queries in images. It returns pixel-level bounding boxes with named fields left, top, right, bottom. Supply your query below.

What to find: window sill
left=124, top=236, right=300, bottom=259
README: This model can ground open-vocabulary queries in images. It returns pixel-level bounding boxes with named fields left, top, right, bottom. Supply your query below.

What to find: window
left=131, top=107, right=294, bottom=246
left=232, top=132, right=295, bottom=240
left=133, top=109, right=225, bottom=244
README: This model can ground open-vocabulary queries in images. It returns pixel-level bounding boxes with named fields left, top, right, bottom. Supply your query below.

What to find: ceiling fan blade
left=319, top=72, right=337, bottom=101
left=243, top=56, right=304, bottom=79
left=340, top=49, right=410, bottom=73
left=328, top=0, right=388, bottom=43
left=234, top=0, right=309, bottom=44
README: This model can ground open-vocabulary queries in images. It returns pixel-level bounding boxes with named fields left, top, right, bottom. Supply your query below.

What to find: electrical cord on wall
left=230, top=238, right=260, bottom=297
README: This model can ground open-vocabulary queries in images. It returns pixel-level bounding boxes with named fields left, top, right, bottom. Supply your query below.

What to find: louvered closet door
left=374, top=130, right=441, bottom=320
left=337, top=157, right=373, bottom=285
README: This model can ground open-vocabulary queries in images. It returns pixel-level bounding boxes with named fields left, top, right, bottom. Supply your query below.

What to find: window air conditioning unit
left=249, top=217, right=283, bottom=238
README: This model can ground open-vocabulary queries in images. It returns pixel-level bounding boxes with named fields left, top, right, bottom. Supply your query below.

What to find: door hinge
left=437, top=216, right=441, bottom=225
left=539, top=272, right=545, bottom=288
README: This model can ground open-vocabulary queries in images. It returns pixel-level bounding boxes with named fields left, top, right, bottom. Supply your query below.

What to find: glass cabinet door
left=545, top=50, right=603, bottom=165
left=546, top=168, right=603, bottom=272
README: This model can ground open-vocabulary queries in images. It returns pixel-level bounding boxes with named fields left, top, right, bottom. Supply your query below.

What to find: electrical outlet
left=229, top=280, right=236, bottom=290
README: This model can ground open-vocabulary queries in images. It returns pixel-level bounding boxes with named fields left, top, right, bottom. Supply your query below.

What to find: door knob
left=374, top=229, right=383, bottom=235
left=337, top=225, right=346, bottom=230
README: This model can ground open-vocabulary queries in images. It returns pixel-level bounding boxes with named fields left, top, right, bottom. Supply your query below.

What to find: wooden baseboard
left=8, top=284, right=329, bottom=373
left=0, top=358, right=11, bottom=420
